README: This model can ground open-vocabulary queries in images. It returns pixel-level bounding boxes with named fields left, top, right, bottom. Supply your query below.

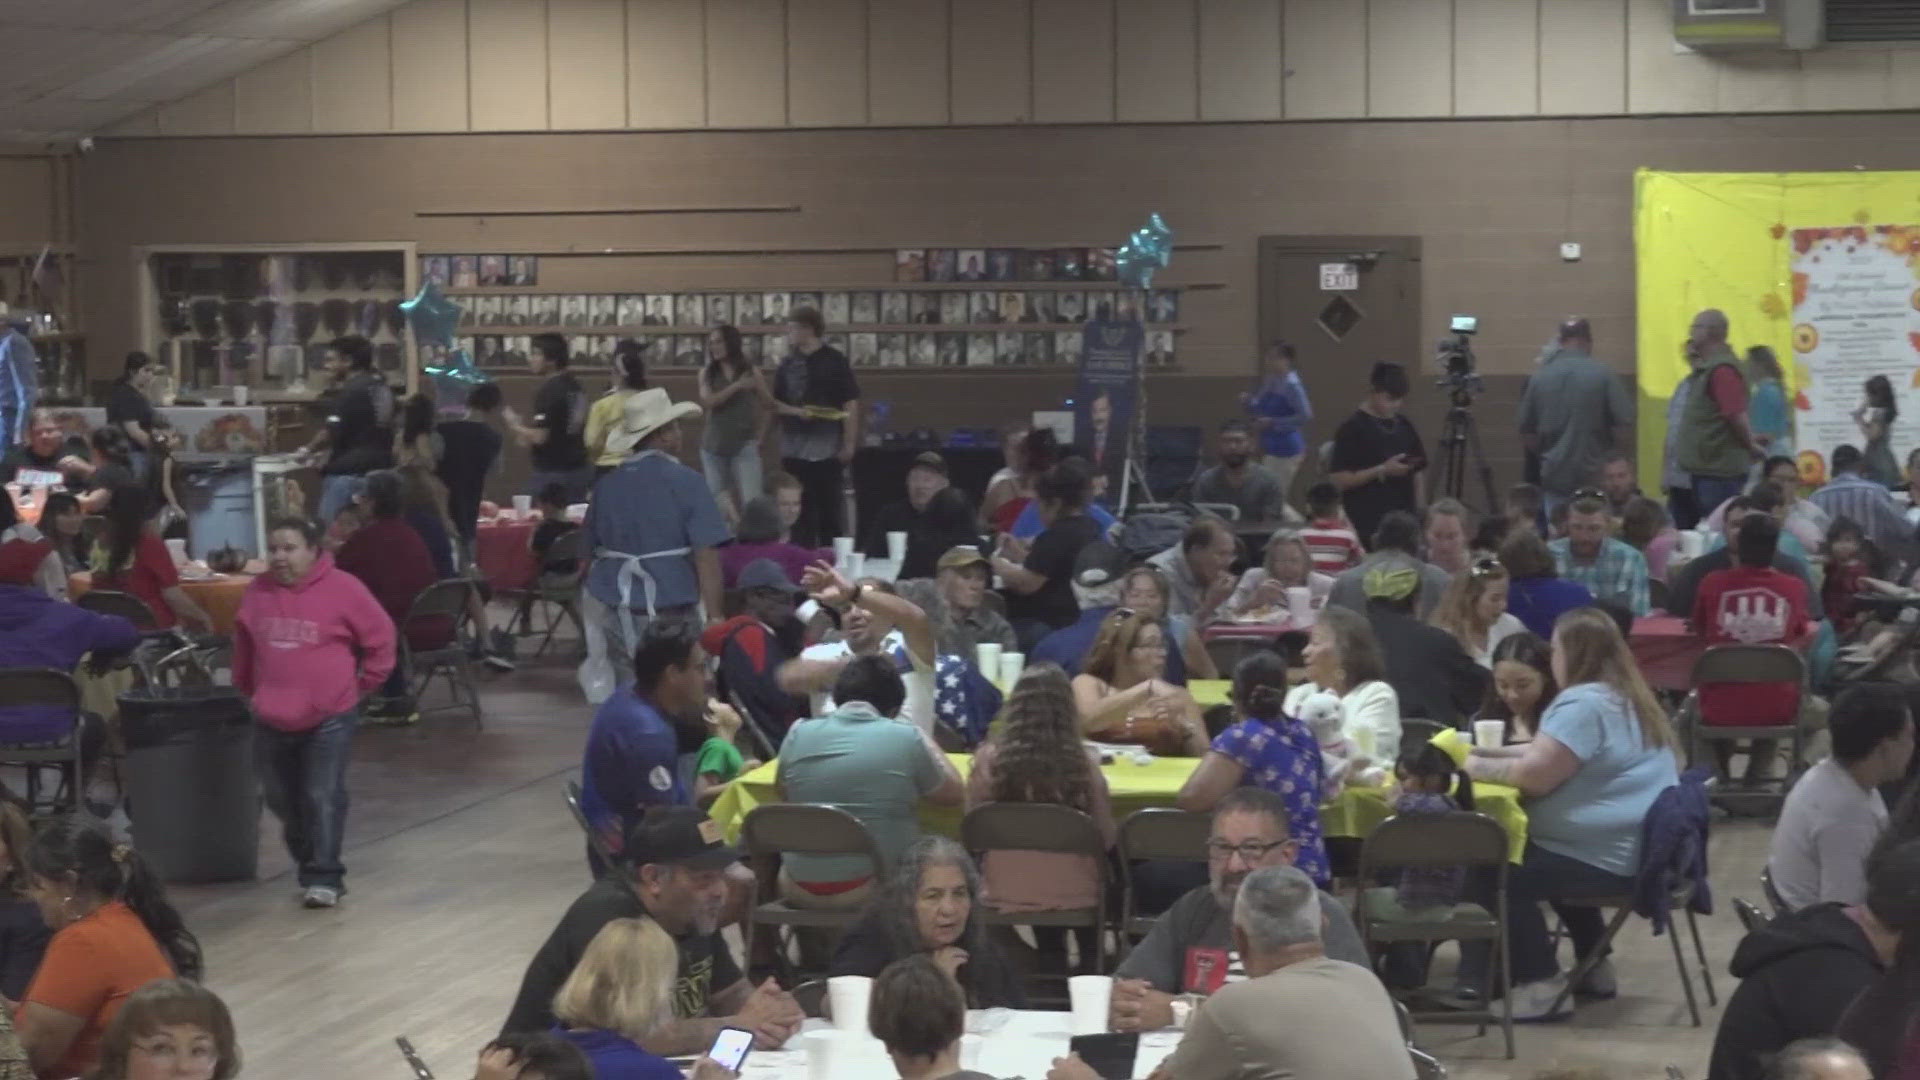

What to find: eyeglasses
left=1571, top=487, right=1605, bottom=501
left=1205, top=839, right=1290, bottom=862
left=1469, top=557, right=1503, bottom=578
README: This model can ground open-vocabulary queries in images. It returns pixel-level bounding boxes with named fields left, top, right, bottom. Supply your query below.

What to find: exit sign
left=1319, top=263, right=1358, bottom=291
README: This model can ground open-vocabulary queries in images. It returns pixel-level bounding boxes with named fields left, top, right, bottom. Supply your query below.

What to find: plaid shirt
left=1808, top=472, right=1915, bottom=554
left=1549, top=536, right=1650, bottom=615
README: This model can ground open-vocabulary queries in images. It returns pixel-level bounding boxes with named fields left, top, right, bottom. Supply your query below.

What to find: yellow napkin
left=1430, top=727, right=1469, bottom=769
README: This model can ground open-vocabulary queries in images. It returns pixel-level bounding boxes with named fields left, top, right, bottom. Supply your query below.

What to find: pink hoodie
left=233, top=552, right=396, bottom=733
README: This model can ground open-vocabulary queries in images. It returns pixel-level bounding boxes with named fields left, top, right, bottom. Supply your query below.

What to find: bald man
left=1518, top=317, right=1633, bottom=512
left=1678, top=309, right=1765, bottom=515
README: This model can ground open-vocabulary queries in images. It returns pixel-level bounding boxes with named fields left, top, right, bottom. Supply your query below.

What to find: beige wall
left=103, top=0, right=1920, bottom=137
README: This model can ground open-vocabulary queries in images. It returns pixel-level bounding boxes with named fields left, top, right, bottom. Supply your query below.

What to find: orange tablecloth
left=474, top=520, right=539, bottom=592
left=1628, top=614, right=1813, bottom=692
left=68, top=572, right=254, bottom=635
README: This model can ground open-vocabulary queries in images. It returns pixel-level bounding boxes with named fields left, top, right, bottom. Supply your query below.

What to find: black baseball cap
left=622, top=806, right=740, bottom=871
left=909, top=451, right=948, bottom=476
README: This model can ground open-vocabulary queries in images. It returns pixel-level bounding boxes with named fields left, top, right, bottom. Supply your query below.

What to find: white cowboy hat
left=605, top=387, right=702, bottom=458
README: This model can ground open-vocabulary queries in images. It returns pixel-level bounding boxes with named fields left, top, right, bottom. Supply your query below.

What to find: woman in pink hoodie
left=233, top=515, right=395, bottom=909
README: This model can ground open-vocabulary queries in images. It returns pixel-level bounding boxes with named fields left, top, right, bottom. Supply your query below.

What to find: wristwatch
left=1169, top=996, right=1195, bottom=1029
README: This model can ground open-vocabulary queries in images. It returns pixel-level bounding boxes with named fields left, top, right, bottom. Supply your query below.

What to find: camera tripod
left=1436, top=388, right=1499, bottom=513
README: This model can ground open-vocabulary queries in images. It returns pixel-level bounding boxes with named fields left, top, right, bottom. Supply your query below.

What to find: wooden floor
left=176, top=654, right=1767, bottom=1080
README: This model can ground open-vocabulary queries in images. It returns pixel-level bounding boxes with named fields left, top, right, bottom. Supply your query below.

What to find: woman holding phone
left=551, top=917, right=740, bottom=1079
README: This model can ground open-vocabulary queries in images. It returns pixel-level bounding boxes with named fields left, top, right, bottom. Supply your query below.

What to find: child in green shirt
left=693, top=702, right=760, bottom=804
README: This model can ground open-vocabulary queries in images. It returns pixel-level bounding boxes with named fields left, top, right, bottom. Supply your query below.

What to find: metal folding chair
left=960, top=802, right=1111, bottom=975
left=1761, top=865, right=1789, bottom=916
left=1675, top=643, right=1809, bottom=805
left=76, top=588, right=158, bottom=632
left=1545, top=831, right=1718, bottom=1026
left=0, top=668, right=89, bottom=814
left=1396, top=999, right=1448, bottom=1080
left=1733, top=898, right=1765, bottom=934
left=1202, top=636, right=1274, bottom=681
left=507, top=529, right=586, bottom=656
left=1355, top=811, right=1513, bottom=1059
left=563, top=779, right=617, bottom=870
left=739, top=804, right=885, bottom=982
left=1117, top=808, right=1211, bottom=939
left=399, top=579, right=483, bottom=724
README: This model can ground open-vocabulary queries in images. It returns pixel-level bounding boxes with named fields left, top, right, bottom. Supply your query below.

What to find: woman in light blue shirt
left=1746, top=345, right=1793, bottom=461
left=1242, top=341, right=1312, bottom=522
left=1463, top=607, right=1678, bottom=1021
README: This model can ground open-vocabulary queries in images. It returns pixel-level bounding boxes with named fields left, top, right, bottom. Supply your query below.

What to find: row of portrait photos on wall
left=419, top=247, right=1137, bottom=290
left=446, top=289, right=1179, bottom=329
left=443, top=330, right=1179, bottom=370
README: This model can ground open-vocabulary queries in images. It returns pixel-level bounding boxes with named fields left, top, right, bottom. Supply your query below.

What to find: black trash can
left=118, top=687, right=258, bottom=884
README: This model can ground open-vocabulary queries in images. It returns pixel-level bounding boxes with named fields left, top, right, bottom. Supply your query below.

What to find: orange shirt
left=20, top=901, right=174, bottom=1078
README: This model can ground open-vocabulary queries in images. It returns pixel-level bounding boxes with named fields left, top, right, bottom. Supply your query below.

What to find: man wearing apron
left=583, top=388, right=730, bottom=683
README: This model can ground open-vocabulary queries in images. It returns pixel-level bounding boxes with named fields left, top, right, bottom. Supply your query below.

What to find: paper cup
left=846, top=552, right=865, bottom=580
left=565, top=503, right=588, bottom=523
left=232, top=385, right=249, bottom=406
left=833, top=536, right=856, bottom=568
left=164, top=538, right=188, bottom=566
left=887, top=530, right=908, bottom=564
left=1678, top=530, right=1706, bottom=558
left=827, top=975, right=872, bottom=1035
left=1285, top=586, right=1313, bottom=622
left=1473, top=719, right=1506, bottom=749
left=511, top=495, right=532, bottom=518
left=1069, top=975, right=1113, bottom=1035
left=960, top=1034, right=983, bottom=1070
left=975, top=643, right=1002, bottom=680
left=997, top=651, right=1025, bottom=688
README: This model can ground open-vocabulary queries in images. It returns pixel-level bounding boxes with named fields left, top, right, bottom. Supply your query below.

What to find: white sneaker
left=302, top=886, right=340, bottom=909
left=1492, top=975, right=1573, bottom=1023
left=1575, top=958, right=1617, bottom=999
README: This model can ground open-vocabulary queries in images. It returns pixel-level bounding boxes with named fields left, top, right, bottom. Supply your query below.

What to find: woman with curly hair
left=828, top=836, right=1026, bottom=1008
left=1429, top=558, right=1525, bottom=667
left=1071, top=609, right=1206, bottom=756
left=967, top=663, right=1114, bottom=920
left=86, top=979, right=238, bottom=1080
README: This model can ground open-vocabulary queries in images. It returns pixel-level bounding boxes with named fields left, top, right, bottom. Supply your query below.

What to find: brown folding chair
left=398, top=579, right=483, bottom=724
left=739, top=804, right=885, bottom=982
left=960, top=802, right=1111, bottom=975
left=1675, top=644, right=1808, bottom=804
left=1355, top=811, right=1513, bottom=1059
left=1761, top=865, right=1789, bottom=915
left=1395, top=999, right=1446, bottom=1080
left=563, top=779, right=617, bottom=870
left=1117, top=808, right=1211, bottom=939
left=507, top=529, right=586, bottom=656
left=0, top=668, right=89, bottom=814
left=76, top=588, right=158, bottom=632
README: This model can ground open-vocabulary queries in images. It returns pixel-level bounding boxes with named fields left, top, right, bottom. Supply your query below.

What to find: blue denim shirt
left=583, top=451, right=729, bottom=611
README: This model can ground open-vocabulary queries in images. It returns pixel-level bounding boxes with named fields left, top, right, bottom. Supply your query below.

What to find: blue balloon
left=1115, top=212, right=1174, bottom=289
left=400, top=280, right=463, bottom=347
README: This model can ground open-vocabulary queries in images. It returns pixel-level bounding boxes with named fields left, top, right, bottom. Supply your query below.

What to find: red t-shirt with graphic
left=1692, top=564, right=1809, bottom=727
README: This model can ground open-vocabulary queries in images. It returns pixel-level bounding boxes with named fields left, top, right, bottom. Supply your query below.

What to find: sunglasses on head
left=1470, top=557, right=1502, bottom=577
left=1571, top=487, right=1606, bottom=502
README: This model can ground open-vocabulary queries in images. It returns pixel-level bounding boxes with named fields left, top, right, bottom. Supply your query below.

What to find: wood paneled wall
left=104, top=0, right=1920, bottom=137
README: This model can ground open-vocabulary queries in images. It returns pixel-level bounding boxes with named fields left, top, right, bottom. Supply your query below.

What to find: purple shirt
left=1209, top=717, right=1330, bottom=887
left=719, top=540, right=830, bottom=589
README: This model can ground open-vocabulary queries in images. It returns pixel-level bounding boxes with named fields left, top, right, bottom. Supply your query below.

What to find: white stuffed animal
left=1297, top=691, right=1385, bottom=788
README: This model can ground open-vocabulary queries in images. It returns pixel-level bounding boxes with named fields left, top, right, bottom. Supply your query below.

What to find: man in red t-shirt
left=1693, top=513, right=1811, bottom=779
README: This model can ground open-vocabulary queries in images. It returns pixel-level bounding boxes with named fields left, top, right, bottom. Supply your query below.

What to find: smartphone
left=1068, top=1032, right=1139, bottom=1080
left=395, top=1036, right=434, bottom=1080
left=707, top=1026, right=754, bottom=1071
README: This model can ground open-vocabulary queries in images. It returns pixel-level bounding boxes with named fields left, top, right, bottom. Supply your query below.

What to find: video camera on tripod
left=1434, top=314, right=1482, bottom=403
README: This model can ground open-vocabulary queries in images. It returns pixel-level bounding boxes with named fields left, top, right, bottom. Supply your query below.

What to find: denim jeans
left=317, top=474, right=366, bottom=528
left=255, top=712, right=356, bottom=890
left=1459, top=842, right=1636, bottom=988
left=527, top=468, right=594, bottom=505
left=1690, top=474, right=1746, bottom=522
left=702, top=445, right=764, bottom=515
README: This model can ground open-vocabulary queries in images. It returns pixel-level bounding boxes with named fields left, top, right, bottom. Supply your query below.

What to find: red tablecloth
left=474, top=520, right=539, bottom=592
left=1628, top=614, right=1813, bottom=693
left=1203, top=616, right=1310, bottom=641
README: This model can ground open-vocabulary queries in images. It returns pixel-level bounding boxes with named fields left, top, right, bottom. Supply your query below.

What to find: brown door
left=1256, top=236, right=1424, bottom=504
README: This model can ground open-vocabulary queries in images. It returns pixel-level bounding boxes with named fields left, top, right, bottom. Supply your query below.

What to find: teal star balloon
left=1116, top=212, right=1174, bottom=289
left=400, top=280, right=462, bottom=346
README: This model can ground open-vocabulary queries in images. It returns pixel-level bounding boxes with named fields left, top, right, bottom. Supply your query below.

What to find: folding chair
left=399, top=579, right=484, bottom=724
left=1202, top=636, right=1273, bottom=681
left=726, top=690, right=779, bottom=763
left=1117, top=808, right=1211, bottom=939
left=1395, top=999, right=1447, bottom=1080
left=1674, top=644, right=1808, bottom=807
left=507, top=529, right=586, bottom=656
left=1192, top=502, right=1242, bottom=524
left=0, top=669, right=88, bottom=814
left=1761, top=865, right=1789, bottom=916
left=1401, top=717, right=1448, bottom=749
left=1733, top=898, right=1765, bottom=934
left=563, top=779, right=617, bottom=869
left=1355, top=811, right=1513, bottom=1059
left=1545, top=825, right=1718, bottom=1026
left=76, top=589, right=158, bottom=632
left=739, top=804, right=884, bottom=982
left=960, top=803, right=1111, bottom=976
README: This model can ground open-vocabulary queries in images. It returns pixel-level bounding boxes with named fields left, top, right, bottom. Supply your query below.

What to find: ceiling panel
left=0, top=0, right=417, bottom=138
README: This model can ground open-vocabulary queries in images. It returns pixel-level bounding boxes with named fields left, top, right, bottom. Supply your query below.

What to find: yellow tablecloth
left=1319, top=782, right=1527, bottom=863
left=1189, top=680, right=1230, bottom=707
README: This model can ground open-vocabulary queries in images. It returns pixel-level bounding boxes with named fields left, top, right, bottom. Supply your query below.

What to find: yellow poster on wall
left=1633, top=169, right=1920, bottom=495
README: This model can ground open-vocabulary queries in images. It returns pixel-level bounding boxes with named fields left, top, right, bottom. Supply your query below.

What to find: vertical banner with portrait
left=1074, top=317, right=1144, bottom=503
left=1787, top=224, right=1920, bottom=485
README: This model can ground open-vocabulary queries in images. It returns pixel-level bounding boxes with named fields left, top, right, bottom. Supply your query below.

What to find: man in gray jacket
left=1519, top=317, right=1633, bottom=514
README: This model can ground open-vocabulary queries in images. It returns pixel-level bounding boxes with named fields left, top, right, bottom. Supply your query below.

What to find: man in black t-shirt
left=104, top=351, right=158, bottom=480
left=771, top=307, right=860, bottom=547
left=0, top=409, right=88, bottom=488
left=507, top=334, right=591, bottom=504
left=1327, top=361, right=1427, bottom=550
left=501, top=807, right=804, bottom=1053
left=300, top=335, right=395, bottom=527
left=435, top=382, right=506, bottom=555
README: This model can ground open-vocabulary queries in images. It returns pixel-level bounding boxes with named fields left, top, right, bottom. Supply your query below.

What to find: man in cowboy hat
left=583, top=388, right=730, bottom=682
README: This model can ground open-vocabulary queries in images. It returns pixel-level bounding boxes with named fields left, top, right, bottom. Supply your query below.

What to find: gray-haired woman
left=826, top=837, right=1027, bottom=1008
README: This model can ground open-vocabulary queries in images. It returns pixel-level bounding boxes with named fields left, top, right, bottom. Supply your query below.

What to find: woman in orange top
left=15, top=816, right=200, bottom=1079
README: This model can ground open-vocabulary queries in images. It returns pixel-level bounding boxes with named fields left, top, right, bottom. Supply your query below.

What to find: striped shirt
left=1299, top=520, right=1365, bottom=576
left=1549, top=536, right=1651, bottom=615
left=1808, top=473, right=1915, bottom=554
